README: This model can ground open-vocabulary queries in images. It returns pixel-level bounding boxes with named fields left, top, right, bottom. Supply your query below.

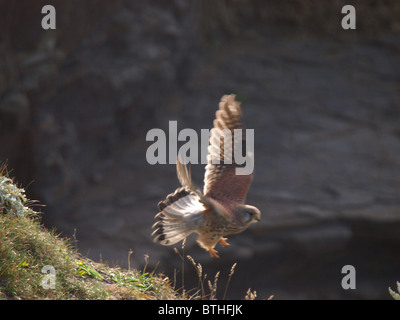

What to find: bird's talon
left=209, top=248, right=220, bottom=258
left=219, top=237, right=230, bottom=247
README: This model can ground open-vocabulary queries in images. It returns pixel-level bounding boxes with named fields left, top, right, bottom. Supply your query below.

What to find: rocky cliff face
left=1, top=1, right=400, bottom=299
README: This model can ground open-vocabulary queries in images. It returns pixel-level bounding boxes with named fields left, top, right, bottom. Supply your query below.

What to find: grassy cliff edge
left=0, top=166, right=179, bottom=300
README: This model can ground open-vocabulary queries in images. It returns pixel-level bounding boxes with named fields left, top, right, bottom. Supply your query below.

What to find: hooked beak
left=251, top=212, right=261, bottom=222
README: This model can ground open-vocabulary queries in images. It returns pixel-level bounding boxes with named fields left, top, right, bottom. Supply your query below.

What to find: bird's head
left=235, top=204, right=261, bottom=226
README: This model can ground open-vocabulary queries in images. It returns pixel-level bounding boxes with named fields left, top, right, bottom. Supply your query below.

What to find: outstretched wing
left=203, top=94, right=253, bottom=206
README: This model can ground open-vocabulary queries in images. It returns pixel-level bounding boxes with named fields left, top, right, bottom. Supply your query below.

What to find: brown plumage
left=152, top=94, right=260, bottom=258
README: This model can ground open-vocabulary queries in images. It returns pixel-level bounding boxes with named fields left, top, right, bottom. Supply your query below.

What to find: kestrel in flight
left=152, top=94, right=260, bottom=258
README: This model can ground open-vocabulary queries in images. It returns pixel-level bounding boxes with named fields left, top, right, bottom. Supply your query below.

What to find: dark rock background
left=1, top=0, right=400, bottom=299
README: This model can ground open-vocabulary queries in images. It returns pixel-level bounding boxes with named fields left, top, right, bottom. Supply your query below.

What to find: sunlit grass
left=0, top=165, right=178, bottom=300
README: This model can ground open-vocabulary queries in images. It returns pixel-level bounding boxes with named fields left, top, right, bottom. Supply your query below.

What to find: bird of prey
left=152, top=94, right=260, bottom=258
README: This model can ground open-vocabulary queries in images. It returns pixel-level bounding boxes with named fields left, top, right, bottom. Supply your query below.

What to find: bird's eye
left=244, top=212, right=253, bottom=222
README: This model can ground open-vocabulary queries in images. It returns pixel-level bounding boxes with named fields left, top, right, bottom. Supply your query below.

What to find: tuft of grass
left=172, top=240, right=275, bottom=300
left=0, top=165, right=180, bottom=300
left=0, top=166, right=39, bottom=218
left=244, top=288, right=257, bottom=300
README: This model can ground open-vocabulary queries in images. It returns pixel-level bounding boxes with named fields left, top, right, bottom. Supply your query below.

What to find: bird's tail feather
left=152, top=188, right=205, bottom=246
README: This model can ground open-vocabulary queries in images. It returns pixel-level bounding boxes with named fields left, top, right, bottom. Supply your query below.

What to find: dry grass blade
left=143, top=254, right=149, bottom=274
left=222, top=262, right=237, bottom=300
left=127, top=249, right=133, bottom=271
left=173, top=238, right=186, bottom=293
left=187, top=255, right=206, bottom=299
left=208, top=270, right=220, bottom=300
